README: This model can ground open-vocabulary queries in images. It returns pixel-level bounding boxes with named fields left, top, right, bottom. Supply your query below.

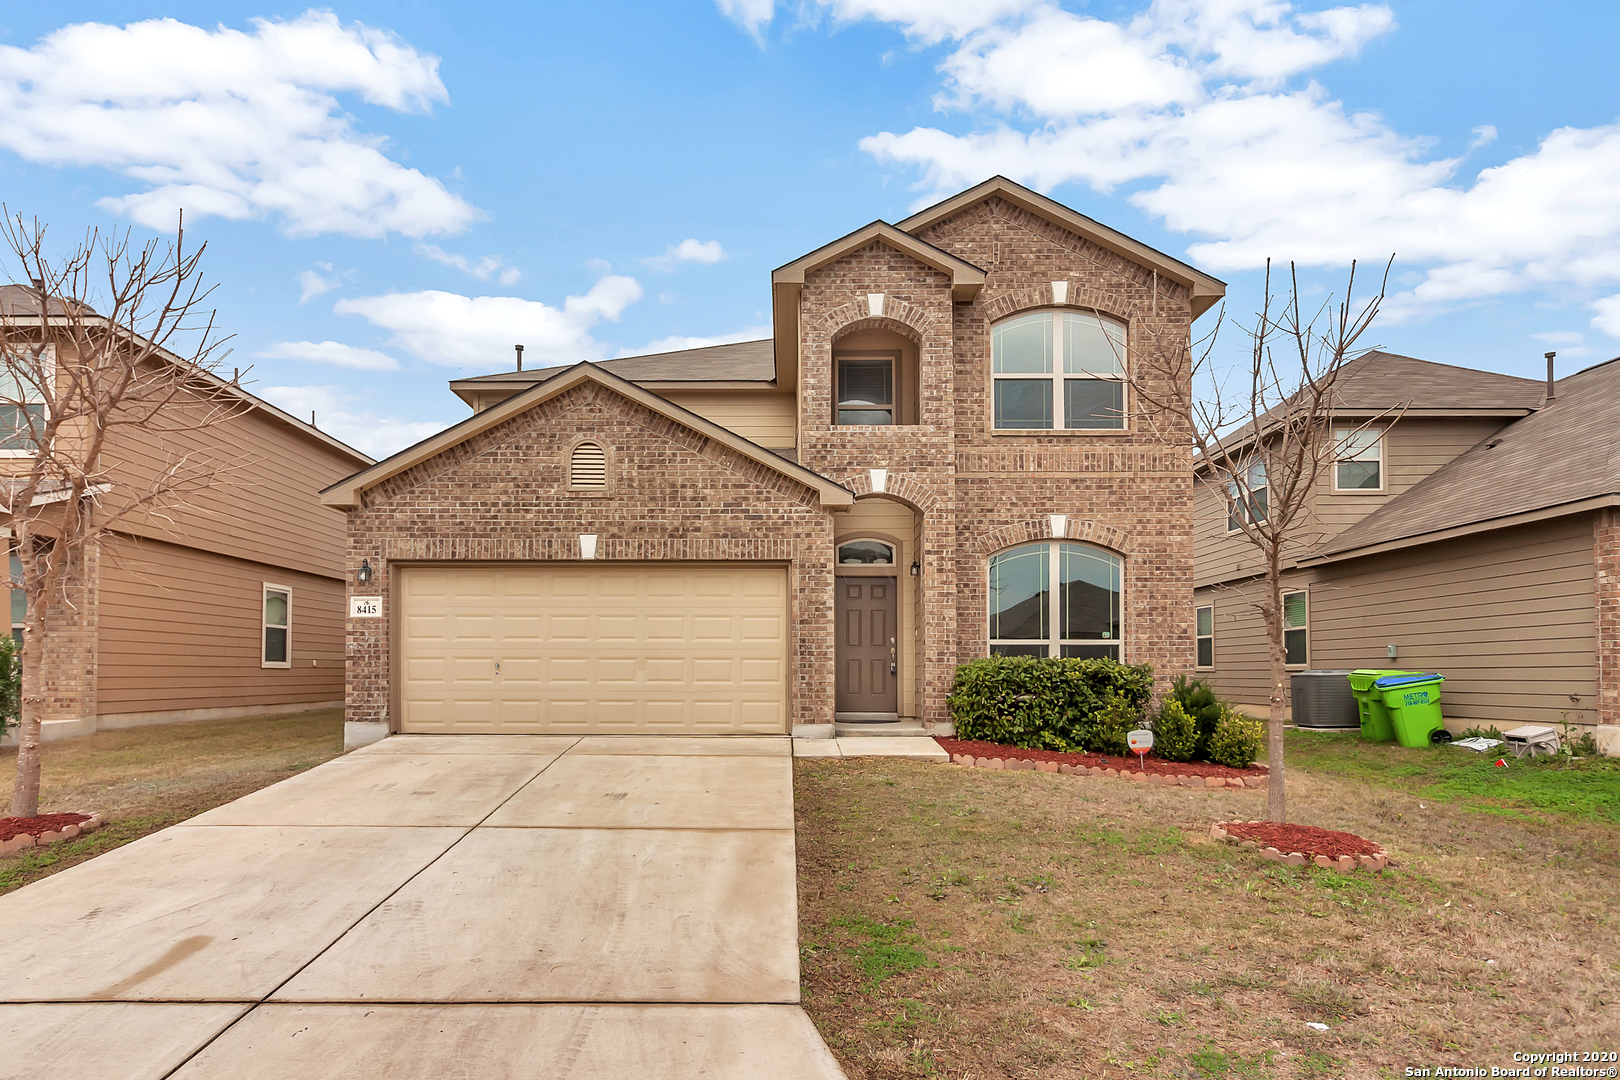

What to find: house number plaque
left=349, top=597, right=382, bottom=618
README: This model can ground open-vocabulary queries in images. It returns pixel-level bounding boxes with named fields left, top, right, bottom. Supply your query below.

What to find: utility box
left=1290, top=669, right=1359, bottom=729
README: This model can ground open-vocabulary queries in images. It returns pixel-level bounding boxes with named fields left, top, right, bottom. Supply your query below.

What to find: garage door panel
left=400, top=565, right=789, bottom=734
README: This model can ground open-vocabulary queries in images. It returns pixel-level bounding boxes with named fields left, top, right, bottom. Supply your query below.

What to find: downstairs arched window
left=988, top=542, right=1121, bottom=660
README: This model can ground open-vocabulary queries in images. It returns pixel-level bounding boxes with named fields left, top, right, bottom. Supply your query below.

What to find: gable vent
left=570, top=442, right=607, bottom=487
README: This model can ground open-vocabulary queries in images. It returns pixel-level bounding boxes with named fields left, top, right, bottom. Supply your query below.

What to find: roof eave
left=1302, top=493, right=1620, bottom=565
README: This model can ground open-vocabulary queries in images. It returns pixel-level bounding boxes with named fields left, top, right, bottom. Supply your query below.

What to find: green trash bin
left=1374, top=672, right=1446, bottom=748
left=1347, top=670, right=1415, bottom=742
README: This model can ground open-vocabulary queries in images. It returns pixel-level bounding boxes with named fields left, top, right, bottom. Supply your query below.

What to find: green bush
left=0, top=635, right=16, bottom=740
left=1084, top=692, right=1141, bottom=756
left=1208, top=708, right=1264, bottom=768
left=1151, top=699, right=1199, bottom=762
left=1168, top=674, right=1223, bottom=760
left=948, top=656, right=1154, bottom=752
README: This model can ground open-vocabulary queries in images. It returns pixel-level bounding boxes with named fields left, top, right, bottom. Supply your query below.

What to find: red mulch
left=935, top=737, right=1267, bottom=779
left=1221, top=820, right=1383, bottom=859
left=0, top=813, right=90, bottom=842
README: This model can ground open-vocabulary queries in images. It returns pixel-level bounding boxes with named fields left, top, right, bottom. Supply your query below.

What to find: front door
left=835, top=576, right=898, bottom=718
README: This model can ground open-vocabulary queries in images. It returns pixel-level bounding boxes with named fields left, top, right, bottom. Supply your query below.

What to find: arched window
left=988, top=542, right=1121, bottom=659
left=992, top=310, right=1126, bottom=430
left=570, top=441, right=607, bottom=487
left=838, top=539, right=895, bottom=565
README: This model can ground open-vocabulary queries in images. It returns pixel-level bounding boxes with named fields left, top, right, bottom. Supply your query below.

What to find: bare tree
left=1129, top=259, right=1395, bottom=823
left=0, top=213, right=244, bottom=818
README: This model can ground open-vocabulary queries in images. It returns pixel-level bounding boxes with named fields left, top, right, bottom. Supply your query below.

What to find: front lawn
left=0, top=708, right=344, bottom=895
left=795, top=738, right=1620, bottom=1079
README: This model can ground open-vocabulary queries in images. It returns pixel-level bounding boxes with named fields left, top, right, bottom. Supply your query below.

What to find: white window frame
left=0, top=344, right=53, bottom=459
left=8, top=549, right=23, bottom=647
left=1225, top=463, right=1268, bottom=533
left=1195, top=604, right=1214, bottom=670
left=1283, top=590, right=1308, bottom=668
left=987, top=541, right=1123, bottom=660
left=991, top=310, right=1128, bottom=433
left=262, top=583, right=291, bottom=669
left=1331, top=427, right=1385, bottom=493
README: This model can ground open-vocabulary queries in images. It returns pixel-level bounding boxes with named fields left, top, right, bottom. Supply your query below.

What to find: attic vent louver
left=571, top=442, right=607, bottom=487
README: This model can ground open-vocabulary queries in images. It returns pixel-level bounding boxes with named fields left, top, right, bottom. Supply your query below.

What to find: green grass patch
left=828, top=916, right=933, bottom=987
left=1187, top=1044, right=1278, bottom=1077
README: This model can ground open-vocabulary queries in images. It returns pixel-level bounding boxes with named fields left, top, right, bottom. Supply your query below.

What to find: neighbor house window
left=1333, top=428, right=1383, bottom=491
left=570, top=441, right=607, bottom=487
left=838, top=539, right=894, bottom=565
left=1196, top=604, right=1214, bottom=669
left=8, top=551, right=22, bottom=646
left=0, top=347, right=49, bottom=455
left=836, top=356, right=894, bottom=425
left=1283, top=590, right=1307, bottom=666
left=992, top=311, right=1126, bottom=431
left=263, top=585, right=290, bottom=668
left=1226, top=463, right=1268, bottom=532
left=988, top=542, right=1122, bottom=660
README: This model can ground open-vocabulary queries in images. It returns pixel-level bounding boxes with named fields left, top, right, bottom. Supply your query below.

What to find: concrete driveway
left=0, top=734, right=846, bottom=1079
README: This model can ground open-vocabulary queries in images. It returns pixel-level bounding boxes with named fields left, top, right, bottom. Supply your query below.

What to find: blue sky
left=2, top=1, right=1618, bottom=457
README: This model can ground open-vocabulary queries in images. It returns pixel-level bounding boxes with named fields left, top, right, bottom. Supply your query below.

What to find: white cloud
left=298, top=264, right=342, bottom=303
left=715, top=0, right=1039, bottom=44
left=1470, top=124, right=1497, bottom=149
left=259, top=384, right=448, bottom=459
left=256, top=340, right=401, bottom=371
left=0, top=11, right=477, bottom=237
left=1593, top=295, right=1620, bottom=339
left=416, top=243, right=521, bottom=283
left=715, top=0, right=778, bottom=36
left=334, top=274, right=644, bottom=369
left=643, top=238, right=729, bottom=272
left=619, top=324, right=773, bottom=356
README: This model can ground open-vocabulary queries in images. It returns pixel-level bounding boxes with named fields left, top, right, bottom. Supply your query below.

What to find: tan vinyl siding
left=96, top=533, right=345, bottom=716
left=1196, top=515, right=1597, bottom=729
left=658, top=390, right=796, bottom=448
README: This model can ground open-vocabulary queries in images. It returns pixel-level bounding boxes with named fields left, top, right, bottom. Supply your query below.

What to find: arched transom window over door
left=988, top=542, right=1122, bottom=659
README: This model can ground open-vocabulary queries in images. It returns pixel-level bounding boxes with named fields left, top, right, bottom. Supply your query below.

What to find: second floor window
left=1226, top=463, right=1268, bottom=531
left=0, top=349, right=49, bottom=454
left=836, top=356, right=894, bottom=425
left=1333, top=428, right=1383, bottom=491
left=992, top=310, right=1126, bottom=431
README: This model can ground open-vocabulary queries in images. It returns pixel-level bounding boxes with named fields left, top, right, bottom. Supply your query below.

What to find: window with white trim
left=992, top=310, right=1126, bottom=430
left=1226, top=463, right=1268, bottom=532
left=1196, top=604, right=1214, bottom=669
left=8, top=551, right=23, bottom=647
left=263, top=585, right=290, bottom=668
left=0, top=345, right=50, bottom=455
left=1333, top=428, right=1383, bottom=491
left=838, top=539, right=895, bottom=565
left=1283, top=590, right=1307, bottom=666
left=988, top=542, right=1121, bottom=659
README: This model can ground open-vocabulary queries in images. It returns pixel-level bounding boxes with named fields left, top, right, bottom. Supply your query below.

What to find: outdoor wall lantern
left=910, top=559, right=920, bottom=576
left=357, top=559, right=374, bottom=586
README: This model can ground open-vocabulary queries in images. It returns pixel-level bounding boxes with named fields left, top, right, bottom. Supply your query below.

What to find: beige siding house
left=1194, top=350, right=1620, bottom=747
left=326, top=177, right=1227, bottom=749
left=0, top=285, right=372, bottom=742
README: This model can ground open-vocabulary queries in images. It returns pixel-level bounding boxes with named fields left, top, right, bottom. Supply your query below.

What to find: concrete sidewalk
left=0, top=734, right=845, bottom=1079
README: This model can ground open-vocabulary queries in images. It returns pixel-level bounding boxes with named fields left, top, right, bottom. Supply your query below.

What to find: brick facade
left=1596, top=508, right=1620, bottom=725
left=36, top=537, right=99, bottom=728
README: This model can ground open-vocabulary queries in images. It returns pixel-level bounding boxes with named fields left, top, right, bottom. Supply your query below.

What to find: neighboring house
left=323, top=177, right=1226, bottom=748
left=1193, top=349, right=1620, bottom=748
left=0, top=285, right=373, bottom=743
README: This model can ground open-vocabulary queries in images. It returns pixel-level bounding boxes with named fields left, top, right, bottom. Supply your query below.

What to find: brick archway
left=819, top=300, right=939, bottom=345
left=982, top=283, right=1140, bottom=325
left=974, top=518, right=1133, bottom=558
left=836, top=472, right=943, bottom=515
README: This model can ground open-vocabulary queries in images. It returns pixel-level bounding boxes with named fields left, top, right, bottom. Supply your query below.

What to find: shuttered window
left=570, top=442, right=607, bottom=488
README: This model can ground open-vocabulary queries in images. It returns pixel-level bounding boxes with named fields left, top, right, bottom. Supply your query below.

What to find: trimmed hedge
left=1151, top=699, right=1199, bottom=762
left=947, top=657, right=1154, bottom=753
left=1208, top=709, right=1264, bottom=768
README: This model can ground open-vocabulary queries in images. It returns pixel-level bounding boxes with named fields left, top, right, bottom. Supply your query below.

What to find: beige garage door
left=398, top=564, right=789, bottom=734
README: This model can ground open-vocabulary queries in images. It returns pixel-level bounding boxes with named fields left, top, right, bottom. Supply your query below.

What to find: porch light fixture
left=910, top=559, right=920, bottom=576
left=357, top=559, right=373, bottom=586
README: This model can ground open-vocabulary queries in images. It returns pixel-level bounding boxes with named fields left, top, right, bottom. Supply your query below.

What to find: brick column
left=39, top=537, right=99, bottom=730
left=1595, top=509, right=1620, bottom=727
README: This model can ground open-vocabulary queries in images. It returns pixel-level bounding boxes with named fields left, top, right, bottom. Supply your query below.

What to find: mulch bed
left=0, top=813, right=90, bottom=842
left=1212, top=819, right=1389, bottom=871
left=935, top=736, right=1267, bottom=779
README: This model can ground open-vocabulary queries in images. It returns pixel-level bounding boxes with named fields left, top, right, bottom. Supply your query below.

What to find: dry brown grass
left=795, top=756, right=1620, bottom=1080
left=0, top=708, right=344, bottom=895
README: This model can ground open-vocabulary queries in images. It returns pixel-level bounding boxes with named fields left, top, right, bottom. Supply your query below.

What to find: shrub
left=948, top=656, right=1154, bottom=752
left=1207, top=708, right=1263, bottom=768
left=0, top=635, right=16, bottom=740
left=1168, top=674, right=1223, bottom=759
left=1083, top=691, right=1140, bottom=756
left=1151, top=699, right=1198, bottom=762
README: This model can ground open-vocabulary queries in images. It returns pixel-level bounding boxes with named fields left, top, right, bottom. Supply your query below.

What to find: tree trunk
left=1264, top=556, right=1287, bottom=823
left=9, top=622, right=43, bottom=819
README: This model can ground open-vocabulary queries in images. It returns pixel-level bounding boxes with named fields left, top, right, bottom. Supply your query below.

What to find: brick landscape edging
left=1209, top=820, right=1389, bottom=872
left=950, top=753, right=1267, bottom=789
left=0, top=813, right=103, bottom=856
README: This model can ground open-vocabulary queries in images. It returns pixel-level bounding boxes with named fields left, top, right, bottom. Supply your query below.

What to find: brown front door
left=835, top=576, right=898, bottom=716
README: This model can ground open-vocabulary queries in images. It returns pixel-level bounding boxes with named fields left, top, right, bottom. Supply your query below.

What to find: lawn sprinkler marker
left=1127, top=729, right=1153, bottom=772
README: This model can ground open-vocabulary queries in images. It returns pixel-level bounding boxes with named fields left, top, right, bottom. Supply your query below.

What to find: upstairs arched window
left=988, top=542, right=1121, bottom=659
left=570, top=441, right=607, bottom=488
left=992, top=310, right=1126, bottom=430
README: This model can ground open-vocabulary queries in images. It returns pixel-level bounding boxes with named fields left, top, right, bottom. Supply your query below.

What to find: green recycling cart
left=1374, top=672, right=1446, bottom=748
left=1347, top=670, right=1415, bottom=742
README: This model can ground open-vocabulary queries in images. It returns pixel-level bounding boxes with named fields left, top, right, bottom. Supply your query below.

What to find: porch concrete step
left=833, top=722, right=929, bottom=738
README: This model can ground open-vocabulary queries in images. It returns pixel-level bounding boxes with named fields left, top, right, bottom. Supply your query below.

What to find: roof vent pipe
left=1545, top=351, right=1556, bottom=403
left=515, top=344, right=525, bottom=372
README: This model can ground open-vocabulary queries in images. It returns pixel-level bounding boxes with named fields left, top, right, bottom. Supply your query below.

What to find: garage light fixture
left=357, top=559, right=374, bottom=586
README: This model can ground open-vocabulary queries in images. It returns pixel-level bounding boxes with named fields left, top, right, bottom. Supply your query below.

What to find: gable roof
left=895, top=176, right=1227, bottom=319
left=322, top=361, right=854, bottom=510
left=1314, top=355, right=1620, bottom=561
left=449, top=338, right=774, bottom=407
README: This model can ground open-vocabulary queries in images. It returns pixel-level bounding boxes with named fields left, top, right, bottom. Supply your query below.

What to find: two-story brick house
left=323, top=178, right=1226, bottom=748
